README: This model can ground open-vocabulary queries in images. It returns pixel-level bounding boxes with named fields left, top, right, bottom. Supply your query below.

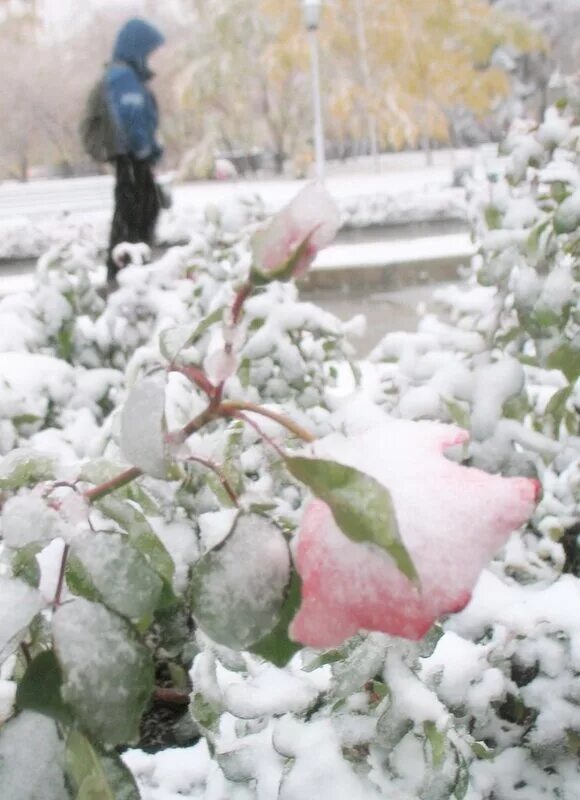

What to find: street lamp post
left=303, top=0, right=326, bottom=181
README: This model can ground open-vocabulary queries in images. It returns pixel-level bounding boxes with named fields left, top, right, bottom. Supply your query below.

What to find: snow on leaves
left=0, top=711, right=66, bottom=800
left=52, top=598, right=154, bottom=746
left=191, top=512, right=291, bottom=650
left=0, top=576, right=45, bottom=663
left=120, top=374, right=168, bottom=479
left=290, top=420, right=539, bottom=647
left=251, top=182, right=340, bottom=282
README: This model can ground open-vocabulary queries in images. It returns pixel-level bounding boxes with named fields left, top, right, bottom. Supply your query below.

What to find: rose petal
left=289, top=420, right=539, bottom=648
left=252, top=182, right=340, bottom=279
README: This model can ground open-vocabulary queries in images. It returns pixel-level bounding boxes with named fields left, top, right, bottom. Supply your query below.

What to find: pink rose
left=290, top=420, right=540, bottom=648
left=252, top=182, right=341, bottom=281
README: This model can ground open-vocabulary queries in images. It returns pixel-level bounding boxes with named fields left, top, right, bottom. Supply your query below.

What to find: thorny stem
left=185, top=455, right=240, bottom=507
left=231, top=282, right=252, bottom=326
left=153, top=687, right=191, bottom=706
left=84, top=466, right=143, bottom=504
left=53, top=543, right=70, bottom=609
left=220, top=400, right=316, bottom=443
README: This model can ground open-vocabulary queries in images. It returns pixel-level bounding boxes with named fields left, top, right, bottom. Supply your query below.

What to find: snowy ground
left=0, top=148, right=480, bottom=266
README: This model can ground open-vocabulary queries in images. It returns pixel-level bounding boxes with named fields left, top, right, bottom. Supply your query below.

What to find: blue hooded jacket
left=105, top=18, right=165, bottom=161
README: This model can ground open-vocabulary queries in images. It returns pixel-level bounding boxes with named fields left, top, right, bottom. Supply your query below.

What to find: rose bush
left=0, top=133, right=575, bottom=800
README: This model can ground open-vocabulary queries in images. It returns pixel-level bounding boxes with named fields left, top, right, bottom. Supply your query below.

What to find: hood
left=112, top=18, right=165, bottom=78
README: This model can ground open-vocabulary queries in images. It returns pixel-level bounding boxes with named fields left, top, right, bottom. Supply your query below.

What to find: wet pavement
left=302, top=283, right=444, bottom=357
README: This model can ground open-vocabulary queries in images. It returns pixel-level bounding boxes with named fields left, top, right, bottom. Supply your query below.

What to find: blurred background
left=0, top=0, right=577, bottom=183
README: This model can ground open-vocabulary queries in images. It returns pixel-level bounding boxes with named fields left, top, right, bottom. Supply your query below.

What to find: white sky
left=40, top=0, right=147, bottom=38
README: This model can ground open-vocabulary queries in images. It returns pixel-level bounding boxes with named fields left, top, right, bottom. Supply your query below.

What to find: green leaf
left=66, top=730, right=140, bottom=800
left=554, top=192, right=580, bottom=234
left=546, top=344, right=580, bottom=382
left=250, top=570, right=302, bottom=667
left=11, top=543, right=42, bottom=588
left=442, top=396, right=471, bottom=430
left=159, top=308, right=225, bottom=362
left=285, top=456, right=418, bottom=585
left=96, top=496, right=174, bottom=585
left=190, top=692, right=220, bottom=734
left=424, top=721, right=445, bottom=768
left=470, top=741, right=495, bottom=760
left=191, top=512, right=291, bottom=650
left=53, top=599, right=154, bottom=746
left=16, top=650, right=73, bottom=725
left=0, top=448, right=55, bottom=490
left=0, top=712, right=67, bottom=800
left=67, top=533, right=164, bottom=628
left=303, top=648, right=346, bottom=672
left=545, top=385, right=573, bottom=430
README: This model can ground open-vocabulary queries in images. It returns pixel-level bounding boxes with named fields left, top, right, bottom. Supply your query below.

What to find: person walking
left=104, top=18, right=165, bottom=286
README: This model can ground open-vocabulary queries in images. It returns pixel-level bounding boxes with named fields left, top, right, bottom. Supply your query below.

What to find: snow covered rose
left=251, top=182, right=340, bottom=282
left=290, top=420, right=540, bottom=648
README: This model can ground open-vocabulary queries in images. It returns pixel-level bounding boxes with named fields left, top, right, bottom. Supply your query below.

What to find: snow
left=0, top=712, right=66, bottom=800
left=0, top=577, right=45, bottom=663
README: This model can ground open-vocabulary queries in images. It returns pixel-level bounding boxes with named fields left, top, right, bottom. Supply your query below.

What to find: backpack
left=79, top=77, right=119, bottom=163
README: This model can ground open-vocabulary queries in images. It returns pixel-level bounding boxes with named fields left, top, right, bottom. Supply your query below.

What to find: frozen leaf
left=554, top=190, right=580, bottom=233
left=250, top=570, right=302, bottom=667
left=0, top=576, right=45, bottom=663
left=53, top=598, right=154, bottom=746
left=120, top=374, right=168, bottom=478
left=286, top=456, right=417, bottom=584
left=67, top=532, right=164, bottom=627
left=159, top=307, right=225, bottom=362
left=0, top=712, right=66, bottom=800
left=16, top=650, right=72, bottom=724
left=251, top=182, right=340, bottom=282
left=1, top=493, right=58, bottom=548
left=66, top=729, right=140, bottom=800
left=0, top=448, right=55, bottom=490
left=289, top=420, right=539, bottom=648
left=96, top=496, right=174, bottom=585
left=191, top=512, right=291, bottom=649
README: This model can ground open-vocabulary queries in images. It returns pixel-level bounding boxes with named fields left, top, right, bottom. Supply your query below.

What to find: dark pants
left=106, top=155, right=160, bottom=282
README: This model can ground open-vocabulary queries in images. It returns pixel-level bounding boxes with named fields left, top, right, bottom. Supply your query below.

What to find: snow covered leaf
left=0, top=576, right=45, bottom=663
left=1, top=493, right=58, bottom=548
left=66, top=729, right=140, bottom=800
left=120, top=374, right=168, bottom=478
left=53, top=598, right=154, bottom=746
left=289, top=420, right=539, bottom=648
left=67, top=532, right=164, bottom=628
left=16, top=650, right=72, bottom=725
left=286, top=456, right=417, bottom=584
left=251, top=182, right=340, bottom=282
left=96, top=496, right=174, bottom=586
left=159, top=308, right=225, bottom=362
left=554, top=190, right=580, bottom=233
left=0, top=712, right=67, bottom=800
left=191, top=512, right=291, bottom=650
left=0, top=448, right=55, bottom=490
left=250, top=570, right=302, bottom=666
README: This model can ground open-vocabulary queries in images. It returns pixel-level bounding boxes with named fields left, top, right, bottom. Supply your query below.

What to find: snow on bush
left=0, top=99, right=577, bottom=799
